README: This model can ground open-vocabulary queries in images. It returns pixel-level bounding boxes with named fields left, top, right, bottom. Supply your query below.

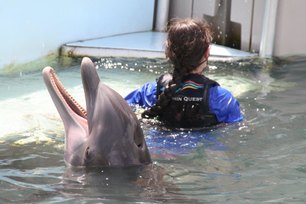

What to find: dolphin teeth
left=50, top=70, right=87, bottom=118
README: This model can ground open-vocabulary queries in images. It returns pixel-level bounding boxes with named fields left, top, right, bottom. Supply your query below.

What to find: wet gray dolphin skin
left=42, top=57, right=152, bottom=167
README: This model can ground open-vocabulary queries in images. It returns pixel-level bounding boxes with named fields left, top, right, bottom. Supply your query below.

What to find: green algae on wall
left=0, top=54, right=81, bottom=76
left=0, top=54, right=58, bottom=76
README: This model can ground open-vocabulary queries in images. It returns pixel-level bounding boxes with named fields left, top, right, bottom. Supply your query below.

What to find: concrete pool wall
left=2, top=0, right=306, bottom=73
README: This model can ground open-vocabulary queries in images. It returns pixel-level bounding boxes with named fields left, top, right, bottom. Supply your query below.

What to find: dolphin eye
left=137, top=142, right=143, bottom=148
left=85, top=146, right=91, bottom=158
left=83, top=146, right=93, bottom=166
left=135, top=137, right=145, bottom=149
left=134, top=128, right=145, bottom=149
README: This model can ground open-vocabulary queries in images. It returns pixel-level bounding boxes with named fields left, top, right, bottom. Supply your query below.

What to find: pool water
left=1, top=56, right=306, bottom=203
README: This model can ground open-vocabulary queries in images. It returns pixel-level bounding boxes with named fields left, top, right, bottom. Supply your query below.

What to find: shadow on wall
left=204, top=0, right=241, bottom=50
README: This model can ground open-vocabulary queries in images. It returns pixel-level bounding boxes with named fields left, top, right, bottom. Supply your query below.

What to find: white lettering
left=172, top=97, right=183, bottom=101
left=172, top=96, right=203, bottom=102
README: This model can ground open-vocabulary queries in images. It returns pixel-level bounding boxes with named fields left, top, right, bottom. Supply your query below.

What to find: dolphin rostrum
left=42, top=57, right=152, bottom=167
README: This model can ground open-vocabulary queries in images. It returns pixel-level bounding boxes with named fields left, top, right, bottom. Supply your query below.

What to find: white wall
left=231, top=0, right=254, bottom=51
left=169, top=0, right=257, bottom=52
left=169, top=0, right=192, bottom=19
left=274, top=0, right=306, bottom=56
left=168, top=0, right=306, bottom=57
left=0, top=0, right=155, bottom=68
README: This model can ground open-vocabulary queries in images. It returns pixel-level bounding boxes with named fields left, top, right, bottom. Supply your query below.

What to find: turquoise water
left=1, top=56, right=306, bottom=203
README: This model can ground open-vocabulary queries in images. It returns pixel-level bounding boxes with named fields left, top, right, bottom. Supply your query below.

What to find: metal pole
left=259, top=0, right=279, bottom=57
left=154, top=0, right=170, bottom=32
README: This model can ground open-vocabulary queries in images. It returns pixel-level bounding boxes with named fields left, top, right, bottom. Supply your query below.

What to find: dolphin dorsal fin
left=81, top=57, right=100, bottom=133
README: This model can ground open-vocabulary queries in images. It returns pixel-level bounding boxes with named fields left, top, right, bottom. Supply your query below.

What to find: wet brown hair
left=165, top=18, right=212, bottom=74
left=142, top=18, right=212, bottom=119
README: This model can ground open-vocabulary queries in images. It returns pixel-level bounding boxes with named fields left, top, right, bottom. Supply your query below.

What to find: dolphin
left=42, top=57, right=151, bottom=167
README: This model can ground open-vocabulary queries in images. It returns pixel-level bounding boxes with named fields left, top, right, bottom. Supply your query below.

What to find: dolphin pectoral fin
left=81, top=57, right=100, bottom=133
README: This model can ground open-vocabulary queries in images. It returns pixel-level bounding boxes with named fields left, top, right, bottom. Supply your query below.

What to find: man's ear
left=204, top=47, right=210, bottom=59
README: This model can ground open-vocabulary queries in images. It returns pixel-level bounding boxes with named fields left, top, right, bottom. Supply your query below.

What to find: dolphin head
left=42, top=57, right=151, bottom=167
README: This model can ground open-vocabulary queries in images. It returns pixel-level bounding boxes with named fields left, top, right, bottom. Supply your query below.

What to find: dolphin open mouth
left=43, top=57, right=152, bottom=167
left=43, top=67, right=87, bottom=120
